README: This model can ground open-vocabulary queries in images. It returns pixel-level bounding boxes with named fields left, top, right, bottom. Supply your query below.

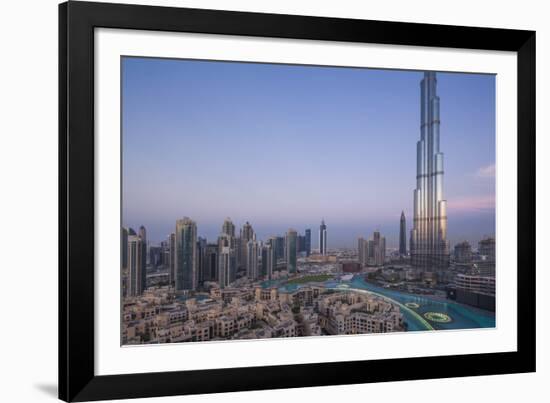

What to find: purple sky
left=122, top=57, right=495, bottom=249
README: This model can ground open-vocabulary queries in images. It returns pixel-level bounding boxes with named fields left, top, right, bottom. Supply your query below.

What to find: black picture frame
left=59, top=1, right=536, bottom=401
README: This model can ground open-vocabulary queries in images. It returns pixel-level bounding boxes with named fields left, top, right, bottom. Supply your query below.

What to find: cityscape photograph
left=121, top=57, right=496, bottom=345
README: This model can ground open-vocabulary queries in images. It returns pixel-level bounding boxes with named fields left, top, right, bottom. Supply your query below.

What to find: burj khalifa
left=410, top=72, right=450, bottom=272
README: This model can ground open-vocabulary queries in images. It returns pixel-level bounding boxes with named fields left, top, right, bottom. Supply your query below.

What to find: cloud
left=447, top=195, right=495, bottom=213
left=476, top=163, right=496, bottom=178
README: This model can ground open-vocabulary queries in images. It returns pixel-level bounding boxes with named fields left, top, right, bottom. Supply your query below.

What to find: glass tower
left=410, top=72, right=450, bottom=272
left=319, top=220, right=327, bottom=256
left=175, top=217, right=198, bottom=291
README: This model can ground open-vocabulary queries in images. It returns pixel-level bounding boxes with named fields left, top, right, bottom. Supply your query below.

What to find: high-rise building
left=240, top=221, right=255, bottom=271
left=168, top=232, right=175, bottom=286
left=221, top=217, right=236, bottom=238
left=410, top=72, right=450, bottom=272
left=297, top=235, right=306, bottom=253
left=174, top=218, right=198, bottom=291
left=454, top=241, right=473, bottom=263
left=319, top=219, right=327, bottom=255
left=305, top=229, right=312, bottom=256
left=372, top=231, right=386, bottom=266
left=148, top=245, right=162, bottom=268
left=399, top=211, right=407, bottom=256
left=127, top=234, right=144, bottom=296
left=160, top=239, right=170, bottom=268
left=358, top=231, right=386, bottom=266
left=246, top=235, right=260, bottom=280
left=475, top=237, right=496, bottom=277
left=274, top=236, right=285, bottom=261
left=218, top=236, right=236, bottom=289
left=121, top=227, right=128, bottom=270
left=197, top=237, right=207, bottom=285
left=358, top=237, right=368, bottom=266
left=204, top=243, right=218, bottom=281
left=138, top=225, right=147, bottom=291
left=478, top=237, right=496, bottom=262
left=241, top=221, right=254, bottom=242
left=261, top=240, right=275, bottom=279
left=286, top=229, right=298, bottom=273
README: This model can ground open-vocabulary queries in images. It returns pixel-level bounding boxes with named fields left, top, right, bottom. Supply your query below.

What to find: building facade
left=399, top=211, right=407, bottom=256
left=410, top=72, right=450, bottom=272
left=127, top=234, right=144, bottom=296
left=454, top=241, right=473, bottom=264
left=174, top=218, right=198, bottom=291
left=286, top=229, right=298, bottom=273
left=218, top=243, right=236, bottom=289
left=478, top=237, right=496, bottom=261
left=305, top=228, right=311, bottom=256
left=358, top=231, right=386, bottom=266
left=138, top=225, right=148, bottom=292
left=204, top=243, right=218, bottom=282
left=319, top=219, right=327, bottom=255
left=246, top=236, right=260, bottom=280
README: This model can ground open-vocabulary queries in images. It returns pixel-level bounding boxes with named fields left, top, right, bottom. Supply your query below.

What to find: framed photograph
left=59, top=1, right=536, bottom=401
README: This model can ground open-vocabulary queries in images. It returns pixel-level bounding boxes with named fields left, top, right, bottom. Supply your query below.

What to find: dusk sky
left=122, top=57, right=495, bottom=249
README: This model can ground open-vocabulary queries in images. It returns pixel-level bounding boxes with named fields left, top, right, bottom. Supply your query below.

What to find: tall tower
left=168, top=232, right=175, bottom=286
left=319, top=220, right=327, bottom=256
left=399, top=211, right=407, bottom=256
left=221, top=217, right=236, bottom=238
left=262, top=240, right=276, bottom=280
left=410, top=72, right=450, bottom=272
left=246, top=234, right=260, bottom=280
left=175, top=217, right=198, bottom=291
left=304, top=229, right=311, bottom=256
left=138, top=225, right=147, bottom=292
left=240, top=221, right=254, bottom=272
left=121, top=227, right=129, bottom=270
left=286, top=229, right=298, bottom=273
left=358, top=237, right=367, bottom=266
left=218, top=237, right=236, bottom=289
left=127, top=234, right=144, bottom=296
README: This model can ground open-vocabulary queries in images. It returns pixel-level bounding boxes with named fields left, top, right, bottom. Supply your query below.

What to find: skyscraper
left=241, top=221, right=254, bottom=242
left=478, top=237, right=496, bottom=262
left=286, top=229, right=298, bottom=273
left=410, top=72, right=450, bottom=272
left=262, top=238, right=276, bottom=279
left=138, top=225, right=147, bottom=292
left=399, top=211, right=407, bottom=256
left=127, top=234, right=144, bottom=296
left=273, top=236, right=285, bottom=261
left=174, top=218, right=198, bottom=291
left=240, top=221, right=255, bottom=272
left=121, top=227, right=128, bottom=270
left=168, top=232, right=175, bottom=286
left=454, top=241, right=473, bottom=264
left=204, top=243, right=219, bottom=281
left=358, top=231, right=386, bottom=266
left=246, top=235, right=260, bottom=280
left=319, top=219, right=327, bottom=255
left=221, top=217, right=236, bottom=238
left=305, top=229, right=311, bottom=256
left=197, top=236, right=207, bottom=285
left=297, top=235, right=306, bottom=253
left=218, top=238, right=236, bottom=289
left=372, top=230, right=386, bottom=266
left=358, top=236, right=367, bottom=266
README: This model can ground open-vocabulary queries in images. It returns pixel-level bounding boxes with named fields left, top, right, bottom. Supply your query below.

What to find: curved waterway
left=264, top=275, right=495, bottom=332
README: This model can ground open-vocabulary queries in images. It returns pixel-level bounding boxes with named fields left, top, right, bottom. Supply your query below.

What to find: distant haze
left=122, top=57, right=496, bottom=249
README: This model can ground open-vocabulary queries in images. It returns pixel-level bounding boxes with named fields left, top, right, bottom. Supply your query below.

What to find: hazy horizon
left=122, top=57, right=496, bottom=249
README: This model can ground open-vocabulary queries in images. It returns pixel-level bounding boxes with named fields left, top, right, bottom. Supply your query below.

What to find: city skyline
left=122, top=57, right=495, bottom=248
left=121, top=63, right=496, bottom=346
